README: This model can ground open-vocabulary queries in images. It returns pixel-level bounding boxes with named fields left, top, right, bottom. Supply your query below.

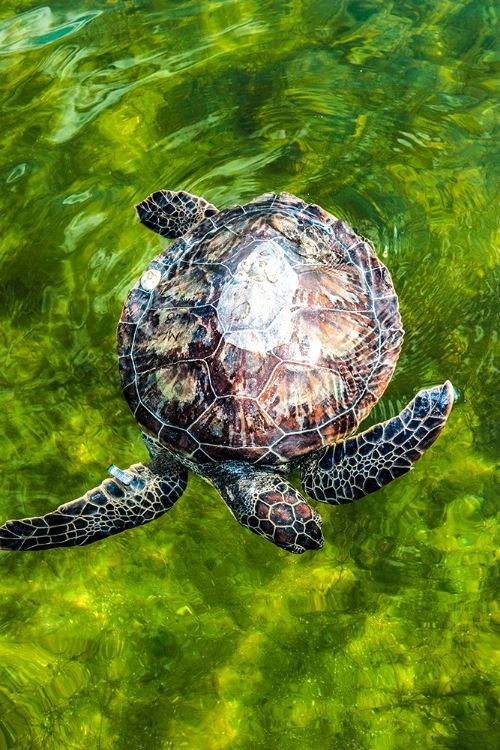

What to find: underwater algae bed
left=0, top=0, right=500, bottom=748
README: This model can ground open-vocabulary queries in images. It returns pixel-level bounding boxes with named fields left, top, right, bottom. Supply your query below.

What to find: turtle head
left=248, top=482, right=324, bottom=553
left=207, top=463, right=324, bottom=554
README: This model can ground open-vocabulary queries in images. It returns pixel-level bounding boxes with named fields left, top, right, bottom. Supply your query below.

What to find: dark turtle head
left=206, top=463, right=324, bottom=554
left=250, top=485, right=324, bottom=553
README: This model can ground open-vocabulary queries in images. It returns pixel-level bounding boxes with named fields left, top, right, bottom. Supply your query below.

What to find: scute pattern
left=191, top=397, right=282, bottom=449
left=137, top=360, right=216, bottom=429
left=118, top=192, right=403, bottom=464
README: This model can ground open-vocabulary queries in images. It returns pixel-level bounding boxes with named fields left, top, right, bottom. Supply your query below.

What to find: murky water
left=0, top=0, right=499, bottom=748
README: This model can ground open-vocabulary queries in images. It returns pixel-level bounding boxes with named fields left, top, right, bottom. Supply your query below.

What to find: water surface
left=0, top=0, right=499, bottom=748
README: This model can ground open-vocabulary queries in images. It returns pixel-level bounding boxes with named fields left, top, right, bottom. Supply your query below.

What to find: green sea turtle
left=0, top=191, right=453, bottom=554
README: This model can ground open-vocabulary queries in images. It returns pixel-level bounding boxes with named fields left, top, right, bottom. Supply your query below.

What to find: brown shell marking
left=118, top=192, right=403, bottom=465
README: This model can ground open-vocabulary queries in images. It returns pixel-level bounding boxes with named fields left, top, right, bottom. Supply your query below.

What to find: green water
left=0, top=0, right=499, bottom=747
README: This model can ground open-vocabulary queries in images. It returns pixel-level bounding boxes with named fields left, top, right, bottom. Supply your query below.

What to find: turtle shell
left=117, top=192, right=403, bottom=465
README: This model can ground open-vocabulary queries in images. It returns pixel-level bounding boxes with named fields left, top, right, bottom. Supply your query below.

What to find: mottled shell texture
left=118, top=192, right=403, bottom=465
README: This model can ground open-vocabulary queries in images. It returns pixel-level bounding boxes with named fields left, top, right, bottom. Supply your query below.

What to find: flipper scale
left=302, top=381, right=454, bottom=505
left=0, top=461, right=187, bottom=551
left=135, top=190, right=218, bottom=238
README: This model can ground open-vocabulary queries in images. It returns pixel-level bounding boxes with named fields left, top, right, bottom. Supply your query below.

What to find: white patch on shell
left=216, top=242, right=299, bottom=353
left=140, top=268, right=162, bottom=291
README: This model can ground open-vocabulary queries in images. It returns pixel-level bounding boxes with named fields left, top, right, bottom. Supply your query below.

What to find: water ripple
left=0, top=7, right=103, bottom=54
left=0, top=1, right=499, bottom=748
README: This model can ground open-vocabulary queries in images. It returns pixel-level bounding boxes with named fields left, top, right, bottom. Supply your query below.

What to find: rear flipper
left=302, top=381, right=454, bottom=505
left=209, top=464, right=324, bottom=554
left=135, top=190, right=218, bottom=238
left=0, top=459, right=187, bottom=551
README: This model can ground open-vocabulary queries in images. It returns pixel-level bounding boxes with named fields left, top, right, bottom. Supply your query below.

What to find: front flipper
left=135, top=189, right=218, bottom=238
left=0, top=460, right=187, bottom=551
left=208, top=464, right=324, bottom=554
left=302, top=381, right=454, bottom=505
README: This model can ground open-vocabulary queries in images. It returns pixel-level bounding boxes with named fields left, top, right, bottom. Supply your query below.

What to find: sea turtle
left=0, top=191, right=453, bottom=554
